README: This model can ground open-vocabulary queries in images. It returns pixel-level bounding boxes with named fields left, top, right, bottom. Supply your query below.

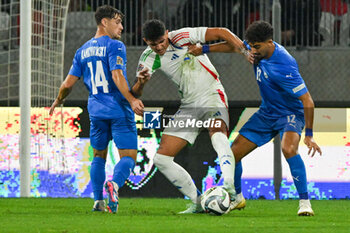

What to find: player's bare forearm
left=202, top=28, right=253, bottom=63
left=205, top=28, right=245, bottom=53
left=131, top=81, right=145, bottom=97
left=112, top=69, right=144, bottom=115
left=188, top=41, right=253, bottom=63
left=131, top=68, right=151, bottom=97
left=56, top=75, right=79, bottom=101
left=112, top=69, right=137, bottom=103
left=210, top=42, right=239, bottom=53
left=49, top=75, right=79, bottom=115
left=299, top=92, right=322, bottom=156
left=188, top=42, right=237, bottom=56
left=299, top=92, right=315, bottom=130
left=57, top=86, right=72, bottom=102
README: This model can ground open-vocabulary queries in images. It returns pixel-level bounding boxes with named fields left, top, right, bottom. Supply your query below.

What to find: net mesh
left=0, top=0, right=71, bottom=176
left=31, top=0, right=70, bottom=173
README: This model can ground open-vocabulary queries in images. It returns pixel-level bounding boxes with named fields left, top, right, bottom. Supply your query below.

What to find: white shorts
left=163, top=89, right=229, bottom=144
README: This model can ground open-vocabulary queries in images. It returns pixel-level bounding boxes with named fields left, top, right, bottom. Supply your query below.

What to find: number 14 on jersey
left=88, top=60, right=109, bottom=94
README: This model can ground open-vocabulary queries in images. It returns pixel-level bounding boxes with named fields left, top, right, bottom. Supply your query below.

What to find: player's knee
left=209, top=119, right=228, bottom=136
left=153, top=153, right=174, bottom=170
left=93, top=153, right=107, bottom=160
left=282, top=144, right=298, bottom=158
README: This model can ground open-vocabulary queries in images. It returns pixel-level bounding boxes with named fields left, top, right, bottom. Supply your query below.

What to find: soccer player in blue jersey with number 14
left=189, top=20, right=322, bottom=216
left=49, top=5, right=145, bottom=213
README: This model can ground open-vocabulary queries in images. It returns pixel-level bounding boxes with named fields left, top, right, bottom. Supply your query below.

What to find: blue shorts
left=239, top=111, right=305, bottom=147
left=90, top=116, right=137, bottom=150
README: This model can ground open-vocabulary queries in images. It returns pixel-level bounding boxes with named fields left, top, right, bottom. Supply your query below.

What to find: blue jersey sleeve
left=270, top=61, right=308, bottom=98
left=108, top=41, right=126, bottom=71
left=68, top=49, right=82, bottom=78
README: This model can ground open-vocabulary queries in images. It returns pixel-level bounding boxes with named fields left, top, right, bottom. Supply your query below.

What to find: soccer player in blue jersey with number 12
left=189, top=20, right=322, bottom=216
left=232, top=21, right=322, bottom=216
left=49, top=5, right=145, bottom=213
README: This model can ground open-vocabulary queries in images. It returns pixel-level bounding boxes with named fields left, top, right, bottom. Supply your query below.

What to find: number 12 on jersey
left=87, top=61, right=109, bottom=95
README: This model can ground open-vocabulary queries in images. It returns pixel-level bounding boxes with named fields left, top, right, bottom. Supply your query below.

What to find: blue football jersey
left=254, top=42, right=308, bottom=117
left=69, top=35, right=133, bottom=119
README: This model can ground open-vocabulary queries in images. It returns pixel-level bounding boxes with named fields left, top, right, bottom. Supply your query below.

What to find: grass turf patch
left=0, top=198, right=349, bottom=233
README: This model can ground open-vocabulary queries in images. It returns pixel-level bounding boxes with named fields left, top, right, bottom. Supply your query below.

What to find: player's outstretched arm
left=207, top=28, right=253, bottom=63
left=112, top=69, right=144, bottom=116
left=131, top=68, right=151, bottom=98
left=299, top=92, right=322, bottom=157
left=187, top=28, right=253, bottom=63
left=49, top=74, right=79, bottom=115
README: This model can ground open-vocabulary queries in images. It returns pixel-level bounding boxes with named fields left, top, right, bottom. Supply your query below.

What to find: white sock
left=153, top=153, right=200, bottom=204
left=211, top=132, right=236, bottom=194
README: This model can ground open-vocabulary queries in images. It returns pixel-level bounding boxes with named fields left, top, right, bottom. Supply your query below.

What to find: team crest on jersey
left=137, top=63, right=144, bottom=72
left=117, top=56, right=123, bottom=65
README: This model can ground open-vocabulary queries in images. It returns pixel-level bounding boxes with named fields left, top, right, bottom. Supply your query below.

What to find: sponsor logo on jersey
left=264, top=72, right=268, bottom=79
left=171, top=53, right=179, bottom=60
left=212, top=111, right=222, bottom=117
left=117, top=56, right=123, bottom=65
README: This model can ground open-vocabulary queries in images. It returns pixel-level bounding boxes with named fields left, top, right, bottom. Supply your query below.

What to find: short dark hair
left=245, top=21, right=273, bottom=43
left=94, top=5, right=124, bottom=25
left=142, top=19, right=166, bottom=41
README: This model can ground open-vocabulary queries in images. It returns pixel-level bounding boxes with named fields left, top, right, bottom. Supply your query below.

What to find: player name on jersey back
left=81, top=46, right=106, bottom=59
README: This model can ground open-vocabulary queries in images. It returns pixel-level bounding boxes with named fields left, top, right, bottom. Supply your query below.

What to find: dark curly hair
left=95, top=5, right=124, bottom=25
left=245, top=21, right=273, bottom=43
left=142, top=19, right=166, bottom=41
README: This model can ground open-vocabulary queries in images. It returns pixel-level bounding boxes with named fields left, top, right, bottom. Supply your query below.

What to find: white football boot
left=92, top=200, right=106, bottom=212
left=178, top=202, right=204, bottom=214
left=298, top=199, right=314, bottom=216
left=226, top=192, right=246, bottom=213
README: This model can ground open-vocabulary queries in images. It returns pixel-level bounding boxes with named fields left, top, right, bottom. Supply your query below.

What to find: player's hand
left=131, top=98, right=144, bottom=116
left=304, top=136, right=322, bottom=157
left=244, top=50, right=254, bottom=64
left=137, top=68, right=151, bottom=85
left=49, top=98, right=63, bottom=115
left=187, top=44, right=202, bottom=56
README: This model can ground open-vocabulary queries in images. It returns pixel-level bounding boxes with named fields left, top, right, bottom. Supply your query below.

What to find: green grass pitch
left=1, top=198, right=349, bottom=233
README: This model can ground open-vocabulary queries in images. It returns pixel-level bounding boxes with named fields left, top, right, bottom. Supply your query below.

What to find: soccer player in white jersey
left=132, top=19, right=253, bottom=213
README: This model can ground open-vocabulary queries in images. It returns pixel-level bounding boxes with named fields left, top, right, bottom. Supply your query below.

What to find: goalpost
left=18, top=0, right=70, bottom=197
left=19, top=0, right=31, bottom=198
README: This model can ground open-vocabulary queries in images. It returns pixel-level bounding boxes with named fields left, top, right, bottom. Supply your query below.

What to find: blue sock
left=90, top=157, right=106, bottom=201
left=286, top=154, right=308, bottom=199
left=234, top=161, right=243, bottom=194
left=112, top=156, right=135, bottom=189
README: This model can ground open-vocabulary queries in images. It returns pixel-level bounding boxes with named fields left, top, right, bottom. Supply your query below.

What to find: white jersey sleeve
left=136, top=48, right=158, bottom=77
left=168, top=27, right=207, bottom=47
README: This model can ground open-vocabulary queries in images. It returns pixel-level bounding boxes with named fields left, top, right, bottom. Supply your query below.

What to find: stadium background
left=0, top=0, right=349, bottom=200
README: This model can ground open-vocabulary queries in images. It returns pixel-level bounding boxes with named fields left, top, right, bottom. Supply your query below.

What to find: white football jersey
left=137, top=27, right=226, bottom=104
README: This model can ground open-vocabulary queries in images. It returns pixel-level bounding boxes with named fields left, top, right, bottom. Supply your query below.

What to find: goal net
left=0, top=0, right=72, bottom=197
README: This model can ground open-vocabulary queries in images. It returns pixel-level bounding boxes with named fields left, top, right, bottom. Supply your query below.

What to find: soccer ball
left=201, top=186, right=230, bottom=215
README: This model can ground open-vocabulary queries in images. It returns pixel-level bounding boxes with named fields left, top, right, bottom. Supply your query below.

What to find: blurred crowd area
left=0, top=0, right=349, bottom=104
left=63, top=0, right=350, bottom=47
left=1, top=0, right=350, bottom=47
